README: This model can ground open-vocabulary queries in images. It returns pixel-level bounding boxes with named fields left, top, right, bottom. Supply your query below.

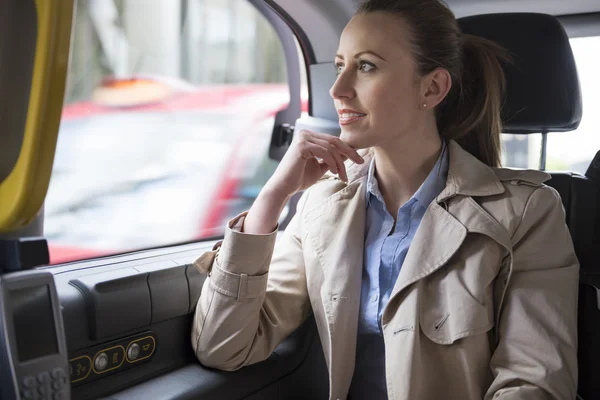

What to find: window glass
left=46, top=0, right=306, bottom=264
left=501, top=35, right=600, bottom=173
left=546, top=36, right=600, bottom=174
left=501, top=134, right=542, bottom=169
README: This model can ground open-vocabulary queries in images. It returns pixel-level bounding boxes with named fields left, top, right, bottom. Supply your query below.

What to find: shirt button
left=371, top=294, right=378, bottom=303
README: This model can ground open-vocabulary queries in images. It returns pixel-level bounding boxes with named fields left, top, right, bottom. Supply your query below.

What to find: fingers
left=297, top=133, right=339, bottom=174
left=332, top=149, right=348, bottom=182
left=302, top=146, right=339, bottom=175
left=311, top=136, right=348, bottom=182
left=319, top=160, right=331, bottom=175
left=295, top=130, right=364, bottom=182
left=311, top=131, right=365, bottom=165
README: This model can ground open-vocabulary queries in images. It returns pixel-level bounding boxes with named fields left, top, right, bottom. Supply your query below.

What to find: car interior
left=1, top=0, right=599, bottom=399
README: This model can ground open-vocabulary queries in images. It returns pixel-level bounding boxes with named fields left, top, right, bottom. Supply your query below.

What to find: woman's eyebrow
left=335, top=50, right=387, bottom=61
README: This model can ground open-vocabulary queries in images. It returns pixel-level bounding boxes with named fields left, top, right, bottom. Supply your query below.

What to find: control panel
left=0, top=270, right=71, bottom=400
left=68, top=332, right=156, bottom=386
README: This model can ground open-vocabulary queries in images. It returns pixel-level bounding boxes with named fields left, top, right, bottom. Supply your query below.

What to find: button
left=23, top=376, right=37, bottom=388
left=37, top=385, right=51, bottom=395
left=127, top=336, right=156, bottom=363
left=127, top=343, right=140, bottom=361
left=93, top=346, right=125, bottom=373
left=37, top=372, right=51, bottom=385
left=53, top=391, right=66, bottom=400
left=21, top=389, right=37, bottom=400
left=51, top=368, right=66, bottom=380
left=94, top=352, right=109, bottom=371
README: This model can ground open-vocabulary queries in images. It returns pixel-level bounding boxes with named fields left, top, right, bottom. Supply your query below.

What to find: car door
left=1, top=0, right=330, bottom=399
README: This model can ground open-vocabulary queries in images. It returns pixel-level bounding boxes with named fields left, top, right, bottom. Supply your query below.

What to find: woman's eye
left=360, top=61, right=375, bottom=72
left=335, top=61, right=374, bottom=76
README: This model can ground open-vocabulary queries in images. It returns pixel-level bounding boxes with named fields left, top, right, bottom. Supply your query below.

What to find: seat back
left=576, top=151, right=600, bottom=399
left=459, top=13, right=599, bottom=399
left=547, top=173, right=598, bottom=267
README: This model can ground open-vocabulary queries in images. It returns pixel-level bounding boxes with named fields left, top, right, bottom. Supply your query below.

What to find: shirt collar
left=366, top=140, right=449, bottom=209
left=365, top=158, right=382, bottom=206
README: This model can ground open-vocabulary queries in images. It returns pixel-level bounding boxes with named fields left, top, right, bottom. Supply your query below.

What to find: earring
left=422, top=103, right=427, bottom=109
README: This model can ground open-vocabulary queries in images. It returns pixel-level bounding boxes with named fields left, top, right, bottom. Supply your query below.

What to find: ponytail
left=437, top=34, right=510, bottom=167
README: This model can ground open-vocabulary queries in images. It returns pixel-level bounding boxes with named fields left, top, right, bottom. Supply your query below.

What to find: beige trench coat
left=191, top=140, right=579, bottom=400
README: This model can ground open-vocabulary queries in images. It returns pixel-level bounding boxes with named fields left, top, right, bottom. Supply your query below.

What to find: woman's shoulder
left=489, top=167, right=560, bottom=208
left=481, top=167, right=566, bottom=238
left=491, top=167, right=551, bottom=187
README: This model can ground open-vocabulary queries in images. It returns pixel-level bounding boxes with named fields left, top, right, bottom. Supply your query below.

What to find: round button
left=37, top=372, right=51, bottom=384
left=127, top=343, right=140, bottom=361
left=51, top=368, right=66, bottom=380
left=94, top=352, right=109, bottom=371
left=22, top=376, right=37, bottom=388
left=53, top=391, right=66, bottom=400
left=37, top=385, right=51, bottom=396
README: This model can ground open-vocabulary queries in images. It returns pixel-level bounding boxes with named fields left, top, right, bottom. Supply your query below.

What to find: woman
left=191, top=0, right=579, bottom=399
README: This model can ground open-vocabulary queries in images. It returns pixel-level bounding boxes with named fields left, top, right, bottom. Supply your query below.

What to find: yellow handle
left=0, top=0, right=73, bottom=232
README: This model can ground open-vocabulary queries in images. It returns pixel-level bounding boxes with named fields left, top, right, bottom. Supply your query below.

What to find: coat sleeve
left=486, top=185, right=579, bottom=399
left=190, top=190, right=312, bottom=371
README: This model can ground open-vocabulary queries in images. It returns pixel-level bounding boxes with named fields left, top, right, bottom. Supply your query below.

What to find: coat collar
left=344, top=140, right=505, bottom=203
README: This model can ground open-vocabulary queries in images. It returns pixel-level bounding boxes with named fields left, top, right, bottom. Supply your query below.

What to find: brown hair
left=357, top=0, right=509, bottom=167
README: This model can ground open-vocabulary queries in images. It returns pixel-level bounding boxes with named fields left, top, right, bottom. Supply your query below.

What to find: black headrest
left=458, top=13, right=582, bottom=134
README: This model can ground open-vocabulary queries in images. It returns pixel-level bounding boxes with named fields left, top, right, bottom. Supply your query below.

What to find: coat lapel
left=388, top=201, right=468, bottom=307
left=385, top=141, right=508, bottom=318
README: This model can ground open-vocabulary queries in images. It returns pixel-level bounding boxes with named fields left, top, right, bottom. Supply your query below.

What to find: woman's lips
left=339, top=112, right=366, bottom=125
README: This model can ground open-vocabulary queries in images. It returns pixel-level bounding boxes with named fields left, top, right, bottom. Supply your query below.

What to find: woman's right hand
left=243, top=130, right=364, bottom=235
left=265, top=129, right=365, bottom=198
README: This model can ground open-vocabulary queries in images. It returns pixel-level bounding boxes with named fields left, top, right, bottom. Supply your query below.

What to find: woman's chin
left=340, top=129, right=369, bottom=150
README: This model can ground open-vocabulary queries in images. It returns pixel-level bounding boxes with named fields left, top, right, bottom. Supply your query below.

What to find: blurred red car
left=46, top=77, right=307, bottom=264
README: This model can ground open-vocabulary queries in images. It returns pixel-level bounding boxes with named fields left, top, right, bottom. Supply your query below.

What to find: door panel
left=49, top=241, right=328, bottom=399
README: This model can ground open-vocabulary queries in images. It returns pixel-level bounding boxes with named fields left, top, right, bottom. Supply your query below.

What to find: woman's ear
left=421, top=68, right=452, bottom=109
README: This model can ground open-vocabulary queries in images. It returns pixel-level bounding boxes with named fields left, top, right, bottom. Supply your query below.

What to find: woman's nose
left=329, top=72, right=355, bottom=100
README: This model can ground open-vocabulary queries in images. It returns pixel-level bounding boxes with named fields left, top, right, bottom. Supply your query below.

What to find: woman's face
left=330, top=12, right=427, bottom=150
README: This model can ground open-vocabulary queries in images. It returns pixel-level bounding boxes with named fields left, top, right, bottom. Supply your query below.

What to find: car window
left=45, top=0, right=306, bottom=264
left=501, top=35, right=600, bottom=172
left=546, top=35, right=600, bottom=173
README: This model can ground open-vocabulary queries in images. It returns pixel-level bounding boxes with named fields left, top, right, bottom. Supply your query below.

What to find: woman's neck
left=372, top=130, right=443, bottom=217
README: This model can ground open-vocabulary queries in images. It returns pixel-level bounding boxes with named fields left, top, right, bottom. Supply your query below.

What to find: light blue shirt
left=348, top=142, right=449, bottom=399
